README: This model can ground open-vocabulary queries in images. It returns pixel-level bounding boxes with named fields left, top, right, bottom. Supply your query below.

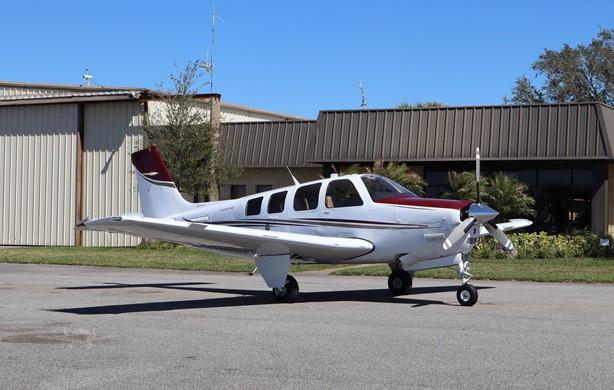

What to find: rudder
left=131, top=146, right=196, bottom=218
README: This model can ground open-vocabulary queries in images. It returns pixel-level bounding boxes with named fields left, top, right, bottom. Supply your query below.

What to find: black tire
left=456, top=283, right=478, bottom=306
left=387, top=270, right=412, bottom=296
left=273, top=275, right=299, bottom=303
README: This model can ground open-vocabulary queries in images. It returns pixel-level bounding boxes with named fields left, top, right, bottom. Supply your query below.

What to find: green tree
left=340, top=161, right=427, bottom=195
left=483, top=173, right=536, bottom=221
left=504, top=75, right=545, bottom=104
left=443, top=171, right=535, bottom=220
left=144, top=61, right=239, bottom=199
left=442, top=171, right=487, bottom=201
left=396, top=101, right=446, bottom=109
left=506, top=28, right=614, bottom=105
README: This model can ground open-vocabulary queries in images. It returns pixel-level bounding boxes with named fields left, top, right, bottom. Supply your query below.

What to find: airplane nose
left=467, top=203, right=498, bottom=223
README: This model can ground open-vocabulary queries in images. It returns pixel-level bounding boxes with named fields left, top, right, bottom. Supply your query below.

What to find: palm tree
left=484, top=172, right=536, bottom=221
left=443, top=171, right=535, bottom=221
left=442, top=171, right=487, bottom=201
left=340, top=161, right=427, bottom=196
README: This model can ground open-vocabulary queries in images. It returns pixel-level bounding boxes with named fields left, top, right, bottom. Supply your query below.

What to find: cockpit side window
left=325, top=179, right=363, bottom=208
left=293, top=183, right=321, bottom=211
left=360, top=174, right=416, bottom=201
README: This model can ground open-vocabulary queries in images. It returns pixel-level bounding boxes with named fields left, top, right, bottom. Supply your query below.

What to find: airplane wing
left=478, top=218, right=532, bottom=236
left=78, top=214, right=373, bottom=261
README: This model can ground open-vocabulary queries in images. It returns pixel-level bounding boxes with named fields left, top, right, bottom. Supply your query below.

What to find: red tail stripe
left=131, top=146, right=174, bottom=182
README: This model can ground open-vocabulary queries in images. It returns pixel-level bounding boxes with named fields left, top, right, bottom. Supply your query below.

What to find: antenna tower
left=359, top=80, right=367, bottom=108
left=199, top=1, right=217, bottom=92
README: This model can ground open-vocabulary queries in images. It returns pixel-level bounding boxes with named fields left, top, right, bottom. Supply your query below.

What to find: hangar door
left=81, top=101, right=144, bottom=246
left=0, top=104, right=78, bottom=245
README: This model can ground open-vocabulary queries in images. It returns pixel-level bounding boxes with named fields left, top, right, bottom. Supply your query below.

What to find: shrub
left=473, top=231, right=613, bottom=259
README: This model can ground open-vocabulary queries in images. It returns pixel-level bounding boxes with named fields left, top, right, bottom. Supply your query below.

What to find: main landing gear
left=272, top=275, right=299, bottom=303
left=387, top=270, right=413, bottom=296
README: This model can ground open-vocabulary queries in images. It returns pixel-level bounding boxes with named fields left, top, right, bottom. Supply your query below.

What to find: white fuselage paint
left=169, top=175, right=479, bottom=266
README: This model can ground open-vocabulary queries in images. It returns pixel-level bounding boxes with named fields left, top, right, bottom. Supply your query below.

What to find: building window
left=325, top=179, right=363, bottom=208
left=293, top=183, right=321, bottom=211
left=268, top=191, right=287, bottom=214
left=256, top=184, right=273, bottom=193
left=245, top=197, right=263, bottom=216
left=231, top=185, right=246, bottom=199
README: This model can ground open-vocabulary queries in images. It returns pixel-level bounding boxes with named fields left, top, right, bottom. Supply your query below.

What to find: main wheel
left=456, top=283, right=478, bottom=306
left=387, top=270, right=412, bottom=296
left=273, top=275, right=299, bottom=303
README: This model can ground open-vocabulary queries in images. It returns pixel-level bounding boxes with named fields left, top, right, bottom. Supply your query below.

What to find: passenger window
left=293, top=183, right=321, bottom=211
left=268, top=191, right=287, bottom=214
left=245, top=197, right=263, bottom=216
left=325, top=179, right=363, bottom=208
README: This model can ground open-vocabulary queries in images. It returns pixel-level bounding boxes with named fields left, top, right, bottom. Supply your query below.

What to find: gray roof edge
left=318, top=101, right=610, bottom=114
left=0, top=80, right=147, bottom=92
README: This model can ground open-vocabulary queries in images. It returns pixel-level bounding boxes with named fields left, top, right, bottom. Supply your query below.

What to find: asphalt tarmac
left=1, top=263, right=613, bottom=390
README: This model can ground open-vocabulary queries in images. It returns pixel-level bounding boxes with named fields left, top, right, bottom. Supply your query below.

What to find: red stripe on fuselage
left=376, top=195, right=472, bottom=210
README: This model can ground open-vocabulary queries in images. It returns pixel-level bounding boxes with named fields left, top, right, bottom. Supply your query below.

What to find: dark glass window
left=268, top=191, right=287, bottom=214
left=245, top=197, right=263, bottom=216
left=231, top=185, right=246, bottom=199
left=293, top=183, right=321, bottom=211
left=325, top=179, right=363, bottom=208
left=361, top=174, right=415, bottom=201
left=256, top=184, right=273, bottom=193
left=424, top=170, right=449, bottom=198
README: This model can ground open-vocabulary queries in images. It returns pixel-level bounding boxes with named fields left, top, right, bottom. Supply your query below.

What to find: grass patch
left=0, top=246, right=340, bottom=273
left=332, top=257, right=614, bottom=283
left=3, top=247, right=612, bottom=283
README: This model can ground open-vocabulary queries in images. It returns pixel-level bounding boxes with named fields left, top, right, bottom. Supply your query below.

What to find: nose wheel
left=457, top=283, right=478, bottom=306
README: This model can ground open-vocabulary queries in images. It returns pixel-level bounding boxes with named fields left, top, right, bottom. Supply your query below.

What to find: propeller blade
left=443, top=217, right=476, bottom=250
left=484, top=222, right=515, bottom=252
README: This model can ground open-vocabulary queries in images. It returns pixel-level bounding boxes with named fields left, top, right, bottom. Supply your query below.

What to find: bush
left=473, top=231, right=613, bottom=259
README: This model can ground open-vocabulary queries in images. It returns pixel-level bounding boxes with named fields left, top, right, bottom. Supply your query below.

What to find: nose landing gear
left=456, top=283, right=478, bottom=306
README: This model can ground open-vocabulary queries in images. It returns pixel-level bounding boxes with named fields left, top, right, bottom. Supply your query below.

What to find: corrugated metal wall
left=221, top=121, right=316, bottom=167
left=0, top=104, right=77, bottom=245
left=311, top=104, right=610, bottom=162
left=82, top=101, right=144, bottom=246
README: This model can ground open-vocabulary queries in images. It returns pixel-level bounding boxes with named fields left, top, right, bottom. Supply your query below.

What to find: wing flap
left=79, top=215, right=373, bottom=260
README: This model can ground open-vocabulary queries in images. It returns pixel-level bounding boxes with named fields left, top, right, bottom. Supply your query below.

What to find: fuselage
left=170, top=174, right=477, bottom=264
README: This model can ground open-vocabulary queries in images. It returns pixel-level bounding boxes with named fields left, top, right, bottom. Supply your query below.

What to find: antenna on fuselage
left=286, top=166, right=300, bottom=185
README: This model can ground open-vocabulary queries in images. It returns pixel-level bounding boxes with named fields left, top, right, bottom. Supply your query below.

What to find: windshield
left=360, top=174, right=416, bottom=201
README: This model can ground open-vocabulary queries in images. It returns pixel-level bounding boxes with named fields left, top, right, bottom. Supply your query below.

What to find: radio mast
left=359, top=80, right=367, bottom=108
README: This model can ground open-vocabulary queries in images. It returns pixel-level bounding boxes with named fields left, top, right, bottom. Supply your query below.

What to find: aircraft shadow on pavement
left=50, top=282, right=494, bottom=315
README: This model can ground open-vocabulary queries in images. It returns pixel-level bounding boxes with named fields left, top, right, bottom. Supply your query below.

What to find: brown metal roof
left=221, top=120, right=318, bottom=167
left=308, top=103, right=614, bottom=163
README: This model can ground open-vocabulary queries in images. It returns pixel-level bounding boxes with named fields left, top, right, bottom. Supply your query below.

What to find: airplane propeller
left=442, top=147, right=515, bottom=253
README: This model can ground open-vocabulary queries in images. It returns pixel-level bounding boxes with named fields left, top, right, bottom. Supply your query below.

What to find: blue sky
left=1, top=0, right=612, bottom=117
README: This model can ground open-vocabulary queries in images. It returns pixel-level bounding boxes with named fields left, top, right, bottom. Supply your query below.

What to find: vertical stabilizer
left=131, top=146, right=196, bottom=218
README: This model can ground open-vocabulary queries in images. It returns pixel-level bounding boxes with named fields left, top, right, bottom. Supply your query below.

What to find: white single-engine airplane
left=79, top=146, right=531, bottom=306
